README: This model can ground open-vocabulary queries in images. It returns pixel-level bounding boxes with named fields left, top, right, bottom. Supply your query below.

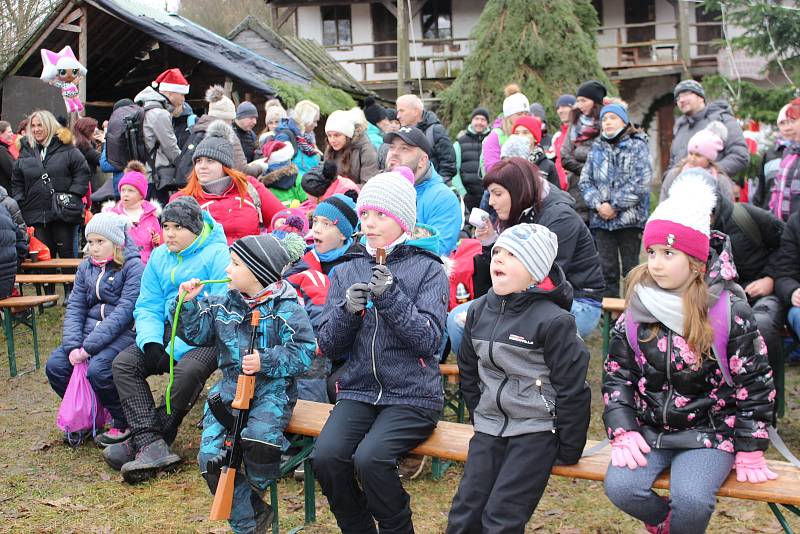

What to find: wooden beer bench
left=0, top=294, right=59, bottom=377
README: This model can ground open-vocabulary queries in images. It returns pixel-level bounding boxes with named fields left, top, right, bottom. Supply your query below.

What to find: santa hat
left=262, top=140, right=295, bottom=164
left=643, top=174, right=717, bottom=262
left=152, top=68, right=189, bottom=95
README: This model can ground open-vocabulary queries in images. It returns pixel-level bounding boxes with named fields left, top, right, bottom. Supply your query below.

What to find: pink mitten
left=734, top=451, right=778, bottom=483
left=610, top=431, right=651, bottom=469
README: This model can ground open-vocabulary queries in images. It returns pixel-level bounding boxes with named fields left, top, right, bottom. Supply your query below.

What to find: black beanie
left=301, top=160, right=339, bottom=198
left=471, top=107, right=490, bottom=121
left=161, top=196, right=204, bottom=235
left=363, top=96, right=387, bottom=126
left=576, top=80, right=607, bottom=105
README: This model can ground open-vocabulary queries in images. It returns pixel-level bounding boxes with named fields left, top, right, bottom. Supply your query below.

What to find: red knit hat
left=511, top=116, right=543, bottom=144
left=152, top=68, right=190, bottom=95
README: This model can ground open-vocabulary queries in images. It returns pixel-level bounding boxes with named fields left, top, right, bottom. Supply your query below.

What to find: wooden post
left=676, top=0, right=692, bottom=73
left=78, top=5, right=88, bottom=117
left=397, top=0, right=409, bottom=97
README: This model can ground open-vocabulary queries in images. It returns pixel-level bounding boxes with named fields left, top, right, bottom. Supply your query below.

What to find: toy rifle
left=207, top=310, right=261, bottom=520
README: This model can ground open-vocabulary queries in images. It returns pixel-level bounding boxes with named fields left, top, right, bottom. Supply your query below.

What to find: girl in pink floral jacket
left=602, top=176, right=776, bottom=534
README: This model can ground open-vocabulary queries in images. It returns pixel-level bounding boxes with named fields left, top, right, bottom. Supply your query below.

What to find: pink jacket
left=300, top=176, right=360, bottom=211
left=481, top=118, right=506, bottom=175
left=102, top=200, right=162, bottom=264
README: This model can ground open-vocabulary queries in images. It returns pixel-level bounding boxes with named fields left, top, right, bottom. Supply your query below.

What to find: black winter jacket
left=0, top=202, right=26, bottom=299
left=456, top=127, right=488, bottom=195
left=416, top=110, right=456, bottom=182
left=11, top=128, right=90, bottom=226
left=752, top=140, right=790, bottom=210
left=234, top=123, right=257, bottom=163
left=0, top=140, right=14, bottom=192
left=317, top=241, right=449, bottom=411
left=774, top=211, right=800, bottom=306
left=603, top=234, right=775, bottom=452
left=459, top=265, right=591, bottom=464
left=532, top=148, right=559, bottom=189
left=712, top=196, right=783, bottom=287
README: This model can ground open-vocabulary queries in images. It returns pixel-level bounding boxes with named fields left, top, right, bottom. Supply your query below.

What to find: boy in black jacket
left=447, top=223, right=591, bottom=534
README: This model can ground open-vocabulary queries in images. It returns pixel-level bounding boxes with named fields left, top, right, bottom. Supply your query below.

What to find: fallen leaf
left=42, top=497, right=71, bottom=508
left=99, top=472, right=111, bottom=481
left=29, top=440, right=52, bottom=451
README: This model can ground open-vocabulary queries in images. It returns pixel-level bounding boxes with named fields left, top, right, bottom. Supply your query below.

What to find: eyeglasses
left=312, top=217, right=333, bottom=230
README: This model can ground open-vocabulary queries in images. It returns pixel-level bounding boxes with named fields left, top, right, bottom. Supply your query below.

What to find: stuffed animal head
left=40, top=46, right=87, bottom=83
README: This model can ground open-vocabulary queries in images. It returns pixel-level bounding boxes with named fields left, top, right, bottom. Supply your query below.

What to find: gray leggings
left=604, top=447, right=734, bottom=534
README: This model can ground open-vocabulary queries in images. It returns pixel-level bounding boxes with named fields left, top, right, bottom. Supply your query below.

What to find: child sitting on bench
left=603, top=175, right=777, bottom=534
left=175, top=232, right=316, bottom=533
left=447, top=223, right=591, bottom=533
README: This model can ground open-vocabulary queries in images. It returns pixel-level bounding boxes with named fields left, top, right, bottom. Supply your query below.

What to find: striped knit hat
left=493, top=223, right=558, bottom=282
left=230, top=233, right=305, bottom=288
left=356, top=169, right=416, bottom=235
left=314, top=194, right=358, bottom=238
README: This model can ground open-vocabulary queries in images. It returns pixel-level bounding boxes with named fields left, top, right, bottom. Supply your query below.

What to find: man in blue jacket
left=385, top=127, right=462, bottom=255
left=104, top=197, right=230, bottom=484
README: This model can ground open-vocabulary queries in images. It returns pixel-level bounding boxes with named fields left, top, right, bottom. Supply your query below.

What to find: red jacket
left=171, top=176, right=284, bottom=245
left=552, top=123, right=569, bottom=190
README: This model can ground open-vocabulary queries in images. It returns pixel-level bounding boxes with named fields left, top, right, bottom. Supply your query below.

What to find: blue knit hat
left=600, top=103, right=629, bottom=125
left=314, top=194, right=358, bottom=238
left=555, top=94, right=576, bottom=109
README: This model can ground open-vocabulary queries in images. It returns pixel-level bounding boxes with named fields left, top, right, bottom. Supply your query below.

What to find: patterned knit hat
left=205, top=85, right=236, bottom=121
left=643, top=174, right=717, bottom=262
left=192, top=120, right=235, bottom=168
left=493, top=223, right=558, bottom=282
left=230, top=232, right=305, bottom=288
left=314, top=193, right=358, bottom=238
left=162, top=196, right=204, bottom=235
left=85, top=212, right=131, bottom=246
left=674, top=79, right=705, bottom=100
left=356, top=170, right=416, bottom=235
left=500, top=135, right=532, bottom=160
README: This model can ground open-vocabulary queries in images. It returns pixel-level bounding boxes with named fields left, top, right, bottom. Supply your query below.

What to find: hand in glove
left=734, top=451, right=778, bottom=483
left=368, top=264, right=394, bottom=299
left=345, top=283, right=370, bottom=314
left=68, top=347, right=89, bottom=365
left=610, top=431, right=651, bottom=469
left=144, top=342, right=169, bottom=363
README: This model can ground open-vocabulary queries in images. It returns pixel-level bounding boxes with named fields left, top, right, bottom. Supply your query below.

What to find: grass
left=0, top=303, right=798, bottom=533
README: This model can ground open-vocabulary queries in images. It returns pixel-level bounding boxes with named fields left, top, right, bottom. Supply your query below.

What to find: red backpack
left=448, top=239, right=483, bottom=310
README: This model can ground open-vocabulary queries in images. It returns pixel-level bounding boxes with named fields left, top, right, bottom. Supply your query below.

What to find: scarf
left=242, top=283, right=276, bottom=308
left=202, top=176, right=233, bottom=196
left=630, top=283, right=686, bottom=335
left=365, top=234, right=408, bottom=259
left=317, top=238, right=353, bottom=263
left=570, top=114, right=599, bottom=144
left=296, top=132, right=318, bottom=156
left=769, top=147, right=800, bottom=220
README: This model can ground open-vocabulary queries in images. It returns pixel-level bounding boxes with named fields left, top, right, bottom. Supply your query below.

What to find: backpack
left=105, top=104, right=149, bottom=169
left=199, top=181, right=264, bottom=228
left=448, top=238, right=483, bottom=310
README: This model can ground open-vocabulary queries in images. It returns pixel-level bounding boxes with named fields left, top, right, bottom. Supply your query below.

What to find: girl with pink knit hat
left=659, top=121, right=736, bottom=203
left=102, top=161, right=162, bottom=263
left=603, top=175, right=776, bottom=534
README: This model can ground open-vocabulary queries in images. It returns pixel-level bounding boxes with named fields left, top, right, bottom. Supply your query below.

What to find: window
left=422, top=0, right=452, bottom=40
left=321, top=5, right=352, bottom=47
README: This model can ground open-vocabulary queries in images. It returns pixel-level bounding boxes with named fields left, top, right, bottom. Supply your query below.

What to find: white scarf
left=633, top=283, right=685, bottom=335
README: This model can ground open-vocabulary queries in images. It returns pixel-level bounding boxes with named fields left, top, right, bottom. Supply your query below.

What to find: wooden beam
left=56, top=23, right=82, bottom=33
left=411, top=0, right=425, bottom=20
left=276, top=7, right=297, bottom=31
left=78, top=6, right=88, bottom=113
left=380, top=0, right=397, bottom=18
left=9, top=1, right=76, bottom=75
left=397, top=0, right=408, bottom=97
left=63, top=8, right=83, bottom=24
left=676, top=0, right=692, bottom=73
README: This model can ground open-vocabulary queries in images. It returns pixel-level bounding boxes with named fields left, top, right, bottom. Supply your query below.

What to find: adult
left=152, top=68, right=195, bottom=149
left=448, top=158, right=604, bottom=354
left=171, top=121, right=283, bottom=245
left=753, top=103, right=797, bottom=209
left=0, top=202, right=26, bottom=299
left=133, top=83, right=182, bottom=203
left=96, top=99, right=135, bottom=203
left=11, top=110, right=90, bottom=259
left=453, top=107, right=491, bottom=212
left=482, top=84, right=530, bottom=175
left=510, top=115, right=559, bottom=188
left=384, top=127, right=462, bottom=255
left=561, top=80, right=607, bottom=223
left=396, top=94, right=456, bottom=182
left=549, top=94, right=576, bottom=190
left=0, top=120, right=18, bottom=191
left=363, top=96, right=391, bottom=149
left=72, top=117, right=103, bottom=191
left=669, top=79, right=749, bottom=177
left=233, top=102, right=259, bottom=163
left=323, top=109, right=379, bottom=184
left=105, top=197, right=229, bottom=482
left=766, top=98, right=800, bottom=222
left=274, top=99, right=322, bottom=175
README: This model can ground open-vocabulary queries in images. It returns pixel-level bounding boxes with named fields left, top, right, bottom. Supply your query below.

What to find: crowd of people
left=0, top=66, right=798, bottom=534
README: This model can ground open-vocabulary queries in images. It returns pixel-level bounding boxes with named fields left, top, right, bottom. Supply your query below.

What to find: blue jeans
left=787, top=306, right=800, bottom=339
left=445, top=298, right=602, bottom=359
left=604, top=447, right=734, bottom=534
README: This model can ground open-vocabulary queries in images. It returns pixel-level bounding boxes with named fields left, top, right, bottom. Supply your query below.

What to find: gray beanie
left=230, top=233, right=305, bottom=288
left=356, top=170, right=417, bottom=235
left=193, top=120, right=235, bottom=168
left=236, top=101, right=258, bottom=120
left=161, top=196, right=204, bottom=235
left=500, top=134, right=532, bottom=160
left=674, top=79, right=705, bottom=100
left=493, top=223, right=558, bottom=283
left=85, top=212, right=131, bottom=246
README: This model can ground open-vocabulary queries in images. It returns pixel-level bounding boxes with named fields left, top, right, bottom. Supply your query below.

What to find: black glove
left=368, top=264, right=394, bottom=299
left=345, top=283, right=370, bottom=314
left=144, top=342, right=168, bottom=363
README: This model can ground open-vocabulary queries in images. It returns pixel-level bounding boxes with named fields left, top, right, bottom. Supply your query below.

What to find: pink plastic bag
left=56, top=361, right=110, bottom=443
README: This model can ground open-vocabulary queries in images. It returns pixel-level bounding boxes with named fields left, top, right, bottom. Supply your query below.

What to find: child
left=102, top=161, right=161, bottom=263
left=579, top=103, right=652, bottom=298
left=603, top=176, right=777, bottom=534
left=175, top=232, right=315, bottom=533
left=660, top=121, right=736, bottom=203
left=46, top=213, right=144, bottom=446
left=447, top=224, right=591, bottom=533
left=312, top=171, right=449, bottom=533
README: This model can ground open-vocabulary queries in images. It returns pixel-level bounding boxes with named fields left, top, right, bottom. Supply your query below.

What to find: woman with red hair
left=170, top=121, right=284, bottom=244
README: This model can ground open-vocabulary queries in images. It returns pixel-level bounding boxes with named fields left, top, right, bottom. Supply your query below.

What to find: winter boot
left=120, top=438, right=181, bottom=484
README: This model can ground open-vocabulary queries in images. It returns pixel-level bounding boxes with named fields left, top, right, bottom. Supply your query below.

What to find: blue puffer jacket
left=134, top=211, right=229, bottom=360
left=318, top=225, right=449, bottom=411
left=61, top=238, right=144, bottom=355
left=579, top=130, right=652, bottom=231
left=366, top=122, right=384, bottom=150
left=415, top=166, right=462, bottom=255
left=172, top=282, right=316, bottom=450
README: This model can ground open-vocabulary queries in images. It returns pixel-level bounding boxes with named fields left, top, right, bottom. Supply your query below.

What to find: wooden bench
left=600, top=297, right=626, bottom=359
left=16, top=274, right=76, bottom=308
left=273, top=400, right=800, bottom=533
left=20, top=258, right=82, bottom=270
left=0, top=294, right=59, bottom=377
